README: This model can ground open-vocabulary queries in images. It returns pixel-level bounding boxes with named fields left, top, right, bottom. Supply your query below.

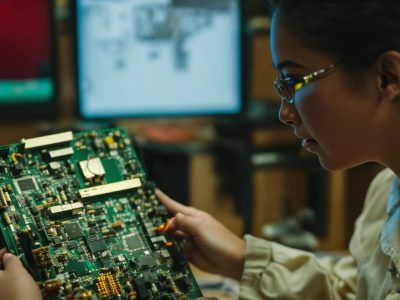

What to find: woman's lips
left=301, top=138, right=317, bottom=150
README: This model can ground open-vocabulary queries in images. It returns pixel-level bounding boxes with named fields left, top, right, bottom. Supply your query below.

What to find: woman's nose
left=278, top=100, right=299, bottom=126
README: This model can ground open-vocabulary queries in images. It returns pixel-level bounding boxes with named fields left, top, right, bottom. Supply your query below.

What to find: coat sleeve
left=239, top=168, right=394, bottom=300
left=239, top=235, right=357, bottom=300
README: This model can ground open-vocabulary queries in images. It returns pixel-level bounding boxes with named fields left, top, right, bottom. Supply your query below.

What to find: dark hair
left=268, top=0, right=400, bottom=71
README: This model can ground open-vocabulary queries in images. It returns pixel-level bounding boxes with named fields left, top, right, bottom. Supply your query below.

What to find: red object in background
left=0, top=0, right=49, bottom=79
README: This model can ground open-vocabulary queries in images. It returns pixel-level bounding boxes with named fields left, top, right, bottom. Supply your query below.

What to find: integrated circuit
left=86, top=234, right=107, bottom=254
left=14, top=176, right=38, bottom=193
left=138, top=254, right=156, bottom=269
left=64, top=222, right=83, bottom=240
left=65, top=260, right=89, bottom=276
left=0, top=127, right=202, bottom=299
left=124, top=234, right=143, bottom=252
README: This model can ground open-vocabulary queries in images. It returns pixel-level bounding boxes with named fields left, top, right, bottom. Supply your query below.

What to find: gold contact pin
left=3, top=212, right=11, bottom=225
left=0, top=189, right=8, bottom=207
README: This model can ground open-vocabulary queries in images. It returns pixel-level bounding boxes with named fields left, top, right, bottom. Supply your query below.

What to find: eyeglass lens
left=274, top=80, right=294, bottom=103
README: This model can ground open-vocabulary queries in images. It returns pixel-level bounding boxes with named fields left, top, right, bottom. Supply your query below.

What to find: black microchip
left=133, top=277, right=151, bottom=299
left=88, top=227, right=98, bottom=235
left=175, top=276, right=191, bottom=291
left=17, top=177, right=37, bottom=192
left=30, top=206, right=39, bottom=216
left=65, top=260, right=89, bottom=276
left=87, top=239, right=107, bottom=253
left=138, top=255, right=156, bottom=269
left=167, top=244, right=187, bottom=270
left=64, top=222, right=83, bottom=240
left=52, top=236, right=62, bottom=246
left=124, top=234, right=142, bottom=251
left=85, top=234, right=108, bottom=253
left=94, top=208, right=104, bottom=216
left=100, top=258, right=113, bottom=268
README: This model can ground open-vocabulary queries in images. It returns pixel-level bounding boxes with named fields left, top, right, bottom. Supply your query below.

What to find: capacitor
left=3, top=212, right=11, bottom=225
left=0, top=189, right=8, bottom=207
left=60, top=191, right=67, bottom=202
left=4, top=191, right=11, bottom=205
left=43, top=279, right=61, bottom=297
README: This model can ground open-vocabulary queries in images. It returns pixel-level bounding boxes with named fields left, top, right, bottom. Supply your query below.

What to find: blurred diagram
left=76, top=0, right=241, bottom=118
left=134, top=0, right=233, bottom=69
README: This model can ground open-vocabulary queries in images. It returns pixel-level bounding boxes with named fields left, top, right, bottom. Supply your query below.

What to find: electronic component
left=23, top=131, right=73, bottom=150
left=79, top=178, right=142, bottom=198
left=0, top=127, right=202, bottom=299
left=124, top=234, right=142, bottom=252
left=14, top=176, right=38, bottom=193
left=49, top=202, right=83, bottom=220
left=64, top=222, right=83, bottom=240
left=48, top=147, right=74, bottom=161
left=96, top=273, right=122, bottom=298
left=79, top=157, right=105, bottom=179
left=65, top=260, right=89, bottom=276
left=85, top=234, right=107, bottom=254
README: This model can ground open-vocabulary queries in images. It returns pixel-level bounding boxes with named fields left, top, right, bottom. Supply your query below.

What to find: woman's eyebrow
left=275, top=60, right=306, bottom=71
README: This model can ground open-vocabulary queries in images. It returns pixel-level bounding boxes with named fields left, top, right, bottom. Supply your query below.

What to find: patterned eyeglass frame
left=273, top=62, right=341, bottom=104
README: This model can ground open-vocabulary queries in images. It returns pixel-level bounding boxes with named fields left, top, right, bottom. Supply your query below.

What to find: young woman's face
left=270, top=15, right=381, bottom=171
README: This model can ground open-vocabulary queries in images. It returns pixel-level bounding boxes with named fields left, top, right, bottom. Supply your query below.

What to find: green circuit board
left=0, top=127, right=202, bottom=300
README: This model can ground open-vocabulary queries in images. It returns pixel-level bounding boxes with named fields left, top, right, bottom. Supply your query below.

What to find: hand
left=156, top=189, right=245, bottom=281
left=0, top=248, right=42, bottom=300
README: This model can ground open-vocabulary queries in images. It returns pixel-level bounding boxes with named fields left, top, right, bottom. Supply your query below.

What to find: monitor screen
left=0, top=0, right=57, bottom=121
left=75, top=0, right=243, bottom=119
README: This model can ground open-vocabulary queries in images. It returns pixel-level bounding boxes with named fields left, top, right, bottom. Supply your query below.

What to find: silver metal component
left=48, top=147, right=74, bottom=160
left=79, top=158, right=105, bottom=179
left=23, top=132, right=73, bottom=149
left=49, top=202, right=84, bottom=219
left=79, top=178, right=142, bottom=198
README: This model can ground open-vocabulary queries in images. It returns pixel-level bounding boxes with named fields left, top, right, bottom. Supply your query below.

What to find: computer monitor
left=0, top=0, right=58, bottom=121
left=73, top=0, right=243, bottom=119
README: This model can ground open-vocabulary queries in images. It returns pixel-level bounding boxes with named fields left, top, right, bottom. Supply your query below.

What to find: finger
left=172, top=230, right=191, bottom=240
left=188, top=250, right=218, bottom=275
left=172, top=213, right=202, bottom=238
left=0, top=248, right=6, bottom=269
left=2, top=253, right=23, bottom=272
left=156, top=189, right=190, bottom=215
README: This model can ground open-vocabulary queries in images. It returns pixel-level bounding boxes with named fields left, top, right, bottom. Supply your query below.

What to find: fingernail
left=3, top=253, right=12, bottom=260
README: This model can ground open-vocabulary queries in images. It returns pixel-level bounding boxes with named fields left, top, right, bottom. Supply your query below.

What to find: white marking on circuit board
left=48, top=147, right=74, bottom=159
left=23, top=131, right=73, bottom=149
left=79, top=178, right=142, bottom=198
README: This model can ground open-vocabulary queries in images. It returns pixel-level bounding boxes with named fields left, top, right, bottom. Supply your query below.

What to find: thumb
left=2, top=253, right=23, bottom=272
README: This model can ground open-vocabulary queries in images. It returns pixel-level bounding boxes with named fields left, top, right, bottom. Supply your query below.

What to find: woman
left=157, top=0, right=400, bottom=299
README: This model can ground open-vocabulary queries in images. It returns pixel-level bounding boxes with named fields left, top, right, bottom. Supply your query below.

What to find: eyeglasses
left=273, top=62, right=341, bottom=104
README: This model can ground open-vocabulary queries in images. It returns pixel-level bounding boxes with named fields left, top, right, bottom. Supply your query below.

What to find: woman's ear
left=377, top=51, right=400, bottom=101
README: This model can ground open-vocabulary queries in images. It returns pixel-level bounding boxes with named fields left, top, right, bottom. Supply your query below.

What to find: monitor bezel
left=71, top=0, right=247, bottom=121
left=0, top=0, right=58, bottom=122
